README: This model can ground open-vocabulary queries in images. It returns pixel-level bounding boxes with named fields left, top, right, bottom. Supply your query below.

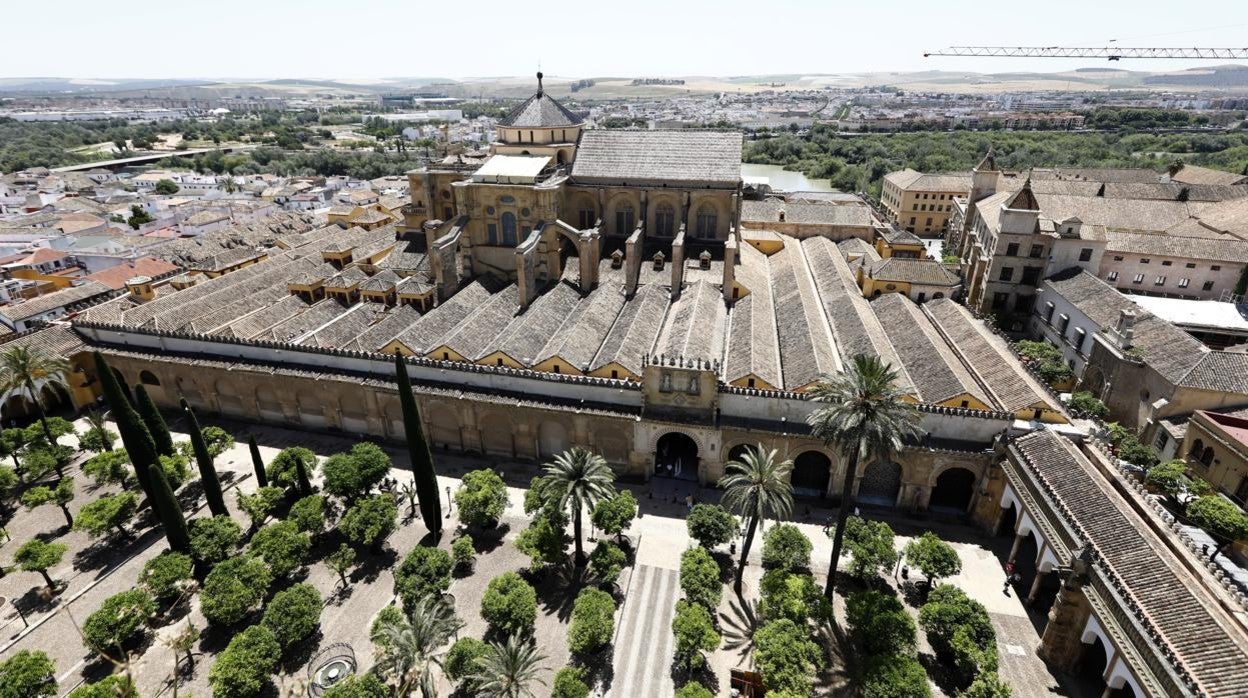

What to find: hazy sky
left=6, top=0, right=1247, bottom=80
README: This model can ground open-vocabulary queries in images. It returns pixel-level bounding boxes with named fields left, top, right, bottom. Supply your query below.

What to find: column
left=1008, top=533, right=1025, bottom=564
left=1027, top=570, right=1047, bottom=604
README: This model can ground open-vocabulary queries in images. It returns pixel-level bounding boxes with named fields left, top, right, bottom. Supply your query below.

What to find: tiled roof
left=0, top=282, right=112, bottom=322
left=498, top=91, right=582, bottom=129
left=1170, top=163, right=1247, bottom=186
left=867, top=258, right=960, bottom=286
left=348, top=304, right=422, bottom=352
left=740, top=199, right=874, bottom=227
left=870, top=293, right=988, bottom=406
left=83, top=257, right=180, bottom=290
left=572, top=130, right=742, bottom=186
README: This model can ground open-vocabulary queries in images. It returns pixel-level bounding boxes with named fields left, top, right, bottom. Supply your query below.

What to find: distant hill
left=1142, top=65, right=1248, bottom=88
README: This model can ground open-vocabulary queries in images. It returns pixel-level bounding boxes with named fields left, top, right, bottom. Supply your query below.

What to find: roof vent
left=652, top=251, right=665, bottom=271
left=699, top=250, right=712, bottom=270
left=610, top=249, right=624, bottom=269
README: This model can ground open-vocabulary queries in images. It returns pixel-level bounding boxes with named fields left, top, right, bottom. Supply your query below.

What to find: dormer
left=999, top=179, right=1040, bottom=235
left=125, top=276, right=155, bottom=302
left=652, top=251, right=666, bottom=271
left=610, top=249, right=624, bottom=269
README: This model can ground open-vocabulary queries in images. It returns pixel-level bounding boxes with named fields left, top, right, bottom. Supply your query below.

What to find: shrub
left=675, top=682, right=715, bottom=698
left=78, top=427, right=119, bottom=455
left=551, top=666, right=590, bottom=698
left=686, top=503, right=738, bottom=549
left=394, top=545, right=453, bottom=611
left=83, top=450, right=130, bottom=486
left=322, top=442, right=391, bottom=501
left=341, top=494, right=397, bottom=551
left=262, top=583, right=322, bottom=649
left=159, top=453, right=191, bottom=490
left=671, top=599, right=719, bottom=670
left=321, top=673, right=388, bottom=698
left=326, top=543, right=357, bottom=586
left=201, top=556, right=272, bottom=626
left=861, top=653, right=932, bottom=698
left=1187, top=496, right=1248, bottom=558
left=0, top=650, right=57, bottom=698
left=82, top=589, right=155, bottom=654
left=480, top=571, right=538, bottom=636
left=568, top=587, right=615, bottom=655
left=452, top=534, right=476, bottom=571
left=67, top=675, right=137, bottom=698
left=919, top=585, right=998, bottom=687
left=455, top=468, right=508, bottom=528
left=759, top=569, right=831, bottom=626
left=14, top=539, right=66, bottom=586
left=288, top=494, right=328, bottom=535
left=1069, top=391, right=1108, bottom=419
left=844, top=516, right=897, bottom=580
left=266, top=447, right=318, bottom=490
left=679, top=546, right=722, bottom=608
left=369, top=605, right=406, bottom=650
left=236, top=486, right=283, bottom=530
left=139, top=552, right=194, bottom=604
left=515, top=506, right=569, bottom=569
left=960, top=672, right=1012, bottom=697
left=444, top=636, right=489, bottom=687
left=904, top=531, right=962, bottom=585
left=189, top=515, right=242, bottom=564
left=846, top=590, right=916, bottom=656
left=72, top=492, right=138, bottom=539
left=208, top=624, right=281, bottom=698
left=588, top=539, right=628, bottom=584
left=248, top=521, right=311, bottom=578
left=591, top=489, right=638, bottom=538
left=761, top=524, right=812, bottom=571
left=753, top=618, right=824, bottom=695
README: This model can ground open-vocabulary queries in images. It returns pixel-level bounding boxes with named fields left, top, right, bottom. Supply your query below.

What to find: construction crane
left=923, top=46, right=1248, bottom=61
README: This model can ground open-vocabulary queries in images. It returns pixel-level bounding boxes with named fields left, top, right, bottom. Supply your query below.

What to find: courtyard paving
left=0, top=416, right=1088, bottom=697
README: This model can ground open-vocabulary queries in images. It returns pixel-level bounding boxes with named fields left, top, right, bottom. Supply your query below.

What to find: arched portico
left=792, top=450, right=833, bottom=498
left=655, top=431, right=699, bottom=482
left=929, top=466, right=976, bottom=512
left=858, top=460, right=902, bottom=506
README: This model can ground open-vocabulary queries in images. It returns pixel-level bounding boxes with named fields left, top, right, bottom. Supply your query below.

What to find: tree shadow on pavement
left=719, top=595, right=760, bottom=664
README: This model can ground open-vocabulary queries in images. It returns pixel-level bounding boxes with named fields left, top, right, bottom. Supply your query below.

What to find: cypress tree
left=135, top=384, right=175, bottom=457
left=181, top=399, right=227, bottom=518
left=248, top=436, right=268, bottom=487
left=93, top=352, right=158, bottom=511
left=117, top=377, right=135, bottom=409
left=294, top=455, right=313, bottom=497
left=395, top=351, right=441, bottom=535
left=147, top=460, right=191, bottom=554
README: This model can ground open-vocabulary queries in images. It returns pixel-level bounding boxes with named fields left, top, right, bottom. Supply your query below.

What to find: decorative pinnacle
left=536, top=71, right=544, bottom=96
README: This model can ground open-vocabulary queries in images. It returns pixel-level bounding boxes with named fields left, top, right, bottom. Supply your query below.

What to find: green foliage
left=93, top=352, right=158, bottom=505
left=844, top=516, right=897, bottom=580
left=674, top=682, right=715, bottom=698
left=1146, top=460, right=1190, bottom=504
left=588, top=539, right=627, bottom=584
left=265, top=447, right=317, bottom=490
left=0, top=650, right=57, bottom=698
left=198, top=427, right=234, bottom=456
left=1117, top=434, right=1159, bottom=468
left=154, top=178, right=180, bottom=195
left=208, top=624, right=281, bottom=698
left=321, top=442, right=391, bottom=501
left=445, top=636, right=489, bottom=687
left=83, top=450, right=130, bottom=486
left=134, top=384, right=174, bottom=457
left=567, top=587, right=615, bottom=655
left=919, top=585, right=998, bottom=687
left=78, top=426, right=118, bottom=454
left=262, top=583, right=322, bottom=649
left=1069, top=391, right=1109, bottom=419
left=67, top=675, right=137, bottom=698
left=201, top=555, right=272, bottom=626
left=340, top=494, right=397, bottom=550
left=480, top=571, right=538, bottom=636
left=395, top=353, right=442, bottom=534
left=248, top=521, right=311, bottom=578
left=82, top=589, right=155, bottom=654
left=515, top=503, right=569, bottom=570
left=0, top=465, right=16, bottom=499
left=686, top=503, right=738, bottom=549
left=753, top=618, right=824, bottom=695
left=591, top=489, right=638, bottom=538
left=189, top=515, right=242, bottom=564
left=289, top=494, right=328, bottom=534
left=904, top=531, right=962, bottom=584
left=180, top=400, right=227, bottom=517
left=846, top=590, right=917, bottom=656
left=1187, top=496, right=1248, bottom=549
left=369, top=605, right=406, bottom=650
left=394, top=545, right=453, bottom=611
left=452, top=534, right=476, bottom=571
left=960, top=672, right=1012, bottom=697
left=759, top=568, right=831, bottom=626
left=679, top=546, right=722, bottom=609
left=14, top=539, right=66, bottom=581
left=21, top=476, right=75, bottom=524
left=20, top=448, right=59, bottom=481
left=236, top=486, right=283, bottom=530
left=861, top=653, right=932, bottom=698
left=671, top=599, right=719, bottom=670
left=551, top=666, right=590, bottom=698
left=321, top=673, right=389, bottom=698
left=1015, top=341, right=1073, bottom=385
left=72, top=492, right=138, bottom=538
left=761, top=523, right=812, bottom=571
left=326, top=542, right=357, bottom=585
left=139, top=551, right=194, bottom=604
left=455, top=468, right=509, bottom=528
left=157, top=453, right=190, bottom=490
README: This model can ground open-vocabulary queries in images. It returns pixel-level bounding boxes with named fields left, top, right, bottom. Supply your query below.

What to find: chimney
left=722, top=235, right=738, bottom=300
left=624, top=227, right=642, bottom=297
left=1115, top=309, right=1136, bottom=350
left=669, top=229, right=685, bottom=300
left=125, top=276, right=155, bottom=302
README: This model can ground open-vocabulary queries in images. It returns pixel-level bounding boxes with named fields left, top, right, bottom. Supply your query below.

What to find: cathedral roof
left=498, top=72, right=582, bottom=128
left=1004, top=179, right=1040, bottom=211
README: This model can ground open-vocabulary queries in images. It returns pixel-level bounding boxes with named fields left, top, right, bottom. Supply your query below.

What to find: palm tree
left=719, top=445, right=793, bottom=587
left=82, top=408, right=114, bottom=452
left=467, top=633, right=548, bottom=698
left=371, top=595, right=464, bottom=698
left=543, top=447, right=615, bottom=564
left=0, top=346, right=70, bottom=445
left=807, top=354, right=920, bottom=600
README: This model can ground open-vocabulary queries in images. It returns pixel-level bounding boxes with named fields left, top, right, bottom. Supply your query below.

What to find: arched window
left=695, top=204, right=718, bottom=238
left=577, top=200, right=596, bottom=230
left=1201, top=447, right=1215, bottom=467
left=501, top=212, right=517, bottom=246
left=139, top=370, right=160, bottom=386
left=1190, top=438, right=1205, bottom=459
left=654, top=203, right=675, bottom=237
left=615, top=204, right=635, bottom=236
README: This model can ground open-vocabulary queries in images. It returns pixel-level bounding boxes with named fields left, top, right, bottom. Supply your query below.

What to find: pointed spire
left=1005, top=176, right=1040, bottom=211
left=975, top=146, right=998, bottom=172
left=536, top=70, right=544, bottom=97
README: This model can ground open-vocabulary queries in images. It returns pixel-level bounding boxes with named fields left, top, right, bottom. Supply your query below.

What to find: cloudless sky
left=5, top=0, right=1247, bottom=80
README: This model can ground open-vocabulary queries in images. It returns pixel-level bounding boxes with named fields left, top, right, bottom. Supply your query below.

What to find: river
left=740, top=163, right=836, bottom=192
